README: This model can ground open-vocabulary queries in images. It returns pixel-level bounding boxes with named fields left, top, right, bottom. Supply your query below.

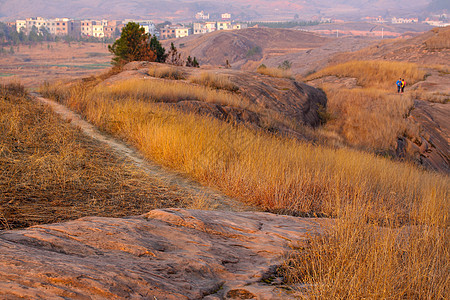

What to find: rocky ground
left=0, top=208, right=328, bottom=299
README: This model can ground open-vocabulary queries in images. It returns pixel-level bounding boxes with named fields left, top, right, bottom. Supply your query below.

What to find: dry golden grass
left=148, top=65, right=186, bottom=80
left=256, top=65, right=293, bottom=79
left=40, top=73, right=449, bottom=298
left=91, top=78, right=249, bottom=109
left=189, top=72, right=239, bottom=92
left=0, top=83, right=192, bottom=229
left=322, top=86, right=419, bottom=150
left=280, top=208, right=449, bottom=299
left=302, top=61, right=426, bottom=152
left=305, top=60, right=426, bottom=90
left=40, top=80, right=448, bottom=223
left=410, top=88, right=450, bottom=104
left=425, top=26, right=450, bottom=50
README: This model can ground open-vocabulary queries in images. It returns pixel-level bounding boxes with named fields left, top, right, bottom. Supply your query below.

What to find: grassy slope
left=0, top=83, right=193, bottom=229
left=39, top=62, right=449, bottom=298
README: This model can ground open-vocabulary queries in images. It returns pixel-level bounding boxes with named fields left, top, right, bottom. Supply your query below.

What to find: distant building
left=69, top=20, right=81, bottom=37
left=363, top=16, right=385, bottom=23
left=217, top=21, right=232, bottom=30
left=391, top=17, right=418, bottom=24
left=81, top=20, right=93, bottom=36
left=54, top=18, right=70, bottom=36
left=160, top=25, right=190, bottom=39
left=125, top=20, right=156, bottom=36
left=92, top=22, right=104, bottom=38
left=232, top=23, right=247, bottom=30
left=423, top=20, right=450, bottom=27
left=15, top=20, right=26, bottom=32
left=104, top=20, right=121, bottom=38
left=221, top=13, right=231, bottom=20
left=25, top=17, right=47, bottom=33
left=193, top=22, right=217, bottom=34
left=195, top=11, right=210, bottom=20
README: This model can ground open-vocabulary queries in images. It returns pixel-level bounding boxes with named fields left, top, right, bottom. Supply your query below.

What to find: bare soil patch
left=0, top=42, right=112, bottom=88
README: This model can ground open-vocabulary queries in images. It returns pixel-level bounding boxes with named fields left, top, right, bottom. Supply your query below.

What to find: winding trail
left=31, top=93, right=255, bottom=212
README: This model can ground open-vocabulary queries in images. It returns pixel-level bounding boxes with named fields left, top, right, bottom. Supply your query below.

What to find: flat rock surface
left=0, top=208, right=327, bottom=299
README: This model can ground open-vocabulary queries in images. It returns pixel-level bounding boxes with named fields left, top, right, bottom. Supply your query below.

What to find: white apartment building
left=175, top=27, right=189, bottom=38
left=217, top=21, right=232, bottom=30
left=25, top=17, right=47, bottom=33
left=193, top=22, right=216, bottom=34
left=221, top=13, right=231, bottom=20
left=195, top=11, right=210, bottom=20
left=124, top=20, right=156, bottom=36
left=92, top=22, right=104, bottom=38
left=15, top=20, right=26, bottom=32
left=391, top=17, right=418, bottom=24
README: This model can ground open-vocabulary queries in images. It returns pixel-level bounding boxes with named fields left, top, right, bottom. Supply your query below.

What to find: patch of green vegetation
left=86, top=52, right=110, bottom=57
left=0, top=73, right=13, bottom=77
left=246, top=46, right=262, bottom=58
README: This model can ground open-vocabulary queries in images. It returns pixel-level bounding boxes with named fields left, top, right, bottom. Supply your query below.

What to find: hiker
left=401, top=78, right=406, bottom=93
left=396, top=78, right=402, bottom=93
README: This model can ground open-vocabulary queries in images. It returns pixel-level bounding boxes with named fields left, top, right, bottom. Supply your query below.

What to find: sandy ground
left=0, top=42, right=112, bottom=89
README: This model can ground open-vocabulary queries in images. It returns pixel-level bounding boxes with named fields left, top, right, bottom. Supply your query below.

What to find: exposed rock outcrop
left=408, top=100, right=450, bottom=173
left=0, top=209, right=328, bottom=299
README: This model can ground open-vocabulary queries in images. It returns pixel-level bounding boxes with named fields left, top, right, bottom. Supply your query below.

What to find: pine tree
left=167, top=42, right=183, bottom=66
left=149, top=35, right=167, bottom=63
left=108, top=22, right=156, bottom=66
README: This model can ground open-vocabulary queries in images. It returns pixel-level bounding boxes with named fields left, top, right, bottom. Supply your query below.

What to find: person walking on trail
left=396, top=78, right=402, bottom=93
left=401, top=78, right=406, bottom=93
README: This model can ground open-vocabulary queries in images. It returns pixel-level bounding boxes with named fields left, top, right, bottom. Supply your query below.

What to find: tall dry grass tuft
left=305, top=60, right=426, bottom=90
left=189, top=72, right=239, bottom=92
left=323, top=86, right=419, bottom=150
left=89, top=78, right=249, bottom=108
left=0, top=83, right=190, bottom=229
left=148, top=65, right=185, bottom=80
left=425, top=26, right=450, bottom=50
left=257, top=65, right=293, bottom=79
left=280, top=206, right=449, bottom=299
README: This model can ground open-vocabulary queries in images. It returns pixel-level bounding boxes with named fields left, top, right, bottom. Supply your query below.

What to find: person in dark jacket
left=396, top=78, right=402, bottom=93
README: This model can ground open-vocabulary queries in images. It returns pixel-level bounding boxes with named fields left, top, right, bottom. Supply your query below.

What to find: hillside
left=167, top=27, right=330, bottom=68
left=303, top=27, right=450, bottom=173
left=1, top=52, right=448, bottom=298
left=330, top=26, right=450, bottom=65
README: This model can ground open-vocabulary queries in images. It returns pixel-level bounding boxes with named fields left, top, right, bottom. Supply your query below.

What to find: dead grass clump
left=0, top=83, right=190, bottom=229
left=91, top=78, right=249, bottom=108
left=410, top=88, right=450, bottom=104
left=280, top=208, right=449, bottom=299
left=305, top=60, right=426, bottom=90
left=323, top=86, right=419, bottom=150
left=424, top=26, right=450, bottom=50
left=148, top=65, right=185, bottom=80
left=257, top=65, right=293, bottom=79
left=190, top=72, right=239, bottom=92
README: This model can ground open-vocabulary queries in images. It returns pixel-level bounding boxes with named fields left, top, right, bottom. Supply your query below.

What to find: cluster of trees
left=109, top=22, right=199, bottom=67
